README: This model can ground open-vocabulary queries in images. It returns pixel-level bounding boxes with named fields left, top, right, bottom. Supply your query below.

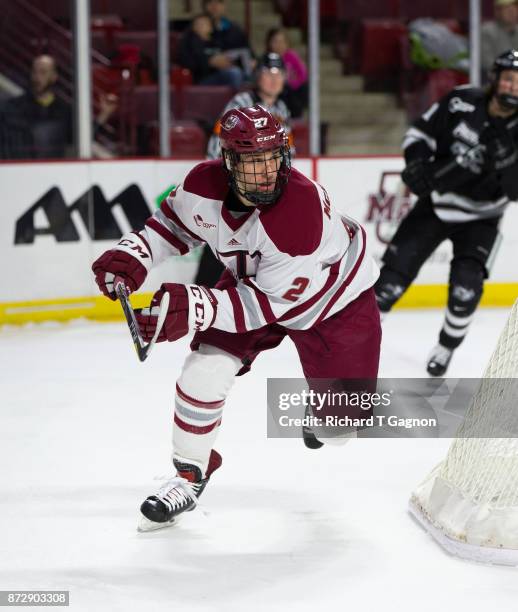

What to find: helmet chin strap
left=497, top=92, right=518, bottom=111
left=242, top=189, right=278, bottom=206
left=223, top=146, right=291, bottom=207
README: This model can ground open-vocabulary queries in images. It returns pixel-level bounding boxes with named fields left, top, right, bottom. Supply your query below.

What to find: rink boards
left=1, top=156, right=517, bottom=324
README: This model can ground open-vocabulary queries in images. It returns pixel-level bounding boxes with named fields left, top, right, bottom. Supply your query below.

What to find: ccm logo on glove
left=118, top=238, right=151, bottom=260
left=190, top=285, right=212, bottom=331
left=135, top=283, right=217, bottom=343
left=91, top=232, right=152, bottom=300
left=188, top=285, right=217, bottom=332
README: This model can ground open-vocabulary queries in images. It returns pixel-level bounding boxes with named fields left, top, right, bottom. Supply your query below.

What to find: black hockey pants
left=374, top=197, right=501, bottom=349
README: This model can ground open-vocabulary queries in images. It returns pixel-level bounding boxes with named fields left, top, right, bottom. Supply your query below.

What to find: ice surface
left=1, top=308, right=517, bottom=611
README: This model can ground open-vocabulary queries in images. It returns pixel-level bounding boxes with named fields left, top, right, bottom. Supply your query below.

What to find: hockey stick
left=434, top=114, right=518, bottom=180
left=114, top=276, right=170, bottom=362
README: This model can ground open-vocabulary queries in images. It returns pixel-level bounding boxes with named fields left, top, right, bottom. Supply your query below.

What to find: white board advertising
left=1, top=156, right=516, bottom=318
left=318, top=157, right=518, bottom=286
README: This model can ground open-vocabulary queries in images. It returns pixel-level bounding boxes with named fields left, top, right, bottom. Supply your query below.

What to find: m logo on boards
left=366, top=171, right=414, bottom=245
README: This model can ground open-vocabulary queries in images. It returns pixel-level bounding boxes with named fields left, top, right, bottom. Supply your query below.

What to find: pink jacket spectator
left=282, top=49, right=307, bottom=90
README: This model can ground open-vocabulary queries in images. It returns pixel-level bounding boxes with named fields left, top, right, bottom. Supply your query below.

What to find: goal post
left=409, top=300, right=518, bottom=566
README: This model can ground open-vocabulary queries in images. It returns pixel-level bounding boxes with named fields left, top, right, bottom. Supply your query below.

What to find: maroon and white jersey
left=139, top=161, right=379, bottom=333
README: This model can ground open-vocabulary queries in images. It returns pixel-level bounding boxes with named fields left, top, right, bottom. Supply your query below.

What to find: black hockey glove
left=481, top=119, right=518, bottom=171
left=401, top=159, right=434, bottom=197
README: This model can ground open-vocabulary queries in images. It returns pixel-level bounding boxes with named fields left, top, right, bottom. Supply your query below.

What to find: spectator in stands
left=202, top=0, right=255, bottom=78
left=481, top=0, right=518, bottom=79
left=206, top=52, right=291, bottom=159
left=266, top=27, right=308, bottom=118
left=178, top=14, right=243, bottom=87
left=198, top=53, right=292, bottom=286
left=0, top=54, right=117, bottom=159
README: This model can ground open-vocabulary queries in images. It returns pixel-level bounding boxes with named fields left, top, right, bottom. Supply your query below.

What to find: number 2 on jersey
left=282, top=277, right=310, bottom=302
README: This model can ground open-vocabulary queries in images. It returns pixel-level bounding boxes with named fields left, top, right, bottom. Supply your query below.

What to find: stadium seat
left=291, top=120, right=309, bottom=157
left=181, top=86, right=235, bottom=125
left=133, top=85, right=186, bottom=123
left=92, top=64, right=134, bottom=94
left=147, top=121, right=207, bottom=157
left=336, top=0, right=397, bottom=20
left=28, top=0, right=71, bottom=23
left=90, top=0, right=157, bottom=29
left=114, top=31, right=157, bottom=64
left=170, top=67, right=193, bottom=88
left=133, top=85, right=159, bottom=124
left=112, top=31, right=182, bottom=63
left=90, top=13, right=124, bottom=50
left=91, top=31, right=113, bottom=58
left=399, top=0, right=455, bottom=20
left=360, top=19, right=407, bottom=89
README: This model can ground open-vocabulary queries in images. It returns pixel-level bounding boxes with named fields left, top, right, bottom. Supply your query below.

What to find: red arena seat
left=291, top=120, right=309, bottom=157
left=133, top=85, right=186, bottom=123
left=90, top=0, right=157, bottom=29
left=361, top=19, right=407, bottom=89
left=133, top=85, right=159, bottom=124
left=114, top=31, right=157, bottom=63
left=148, top=121, right=207, bottom=157
left=399, top=0, right=456, bottom=20
left=336, top=0, right=398, bottom=20
left=181, top=85, right=235, bottom=124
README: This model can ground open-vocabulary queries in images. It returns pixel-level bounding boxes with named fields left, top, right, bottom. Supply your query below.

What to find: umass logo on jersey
left=14, top=184, right=169, bottom=244
left=366, top=171, right=414, bottom=244
left=194, top=214, right=216, bottom=229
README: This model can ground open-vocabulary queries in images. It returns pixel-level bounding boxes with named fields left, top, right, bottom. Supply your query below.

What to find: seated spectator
left=481, top=0, right=518, bottom=80
left=266, top=27, right=308, bottom=118
left=0, top=55, right=117, bottom=159
left=203, top=0, right=255, bottom=78
left=178, top=13, right=243, bottom=87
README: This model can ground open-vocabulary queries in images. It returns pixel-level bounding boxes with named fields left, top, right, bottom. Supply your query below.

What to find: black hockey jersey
left=403, top=86, right=518, bottom=222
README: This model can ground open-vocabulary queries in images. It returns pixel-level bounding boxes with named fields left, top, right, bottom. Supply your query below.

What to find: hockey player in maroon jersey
left=92, top=105, right=381, bottom=530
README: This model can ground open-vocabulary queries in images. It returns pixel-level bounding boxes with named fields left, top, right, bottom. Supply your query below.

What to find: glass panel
left=0, top=0, right=75, bottom=160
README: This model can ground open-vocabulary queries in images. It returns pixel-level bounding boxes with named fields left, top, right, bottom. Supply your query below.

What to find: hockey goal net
left=409, top=300, right=518, bottom=566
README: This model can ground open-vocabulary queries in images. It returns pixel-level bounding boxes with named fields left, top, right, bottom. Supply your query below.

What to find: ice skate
left=426, top=344, right=454, bottom=377
left=302, top=402, right=355, bottom=448
left=138, top=449, right=222, bottom=532
left=302, top=402, right=323, bottom=449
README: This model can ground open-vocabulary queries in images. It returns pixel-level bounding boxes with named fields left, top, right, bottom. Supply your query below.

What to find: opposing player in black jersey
left=375, top=50, right=518, bottom=376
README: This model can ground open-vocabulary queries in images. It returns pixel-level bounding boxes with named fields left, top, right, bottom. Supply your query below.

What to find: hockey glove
left=135, top=283, right=217, bottom=343
left=481, top=120, right=518, bottom=171
left=401, top=159, right=435, bottom=197
left=92, top=233, right=151, bottom=300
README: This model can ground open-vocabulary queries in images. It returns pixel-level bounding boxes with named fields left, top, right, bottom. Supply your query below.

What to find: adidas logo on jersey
left=227, top=238, right=241, bottom=246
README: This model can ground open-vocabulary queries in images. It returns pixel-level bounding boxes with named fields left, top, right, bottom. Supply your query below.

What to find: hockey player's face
left=235, top=149, right=282, bottom=200
left=498, top=70, right=518, bottom=98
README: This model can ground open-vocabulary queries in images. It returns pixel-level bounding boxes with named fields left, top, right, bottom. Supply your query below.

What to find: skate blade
left=137, top=514, right=181, bottom=533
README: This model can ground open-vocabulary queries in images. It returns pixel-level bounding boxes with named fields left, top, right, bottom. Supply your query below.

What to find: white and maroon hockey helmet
left=219, top=105, right=291, bottom=205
